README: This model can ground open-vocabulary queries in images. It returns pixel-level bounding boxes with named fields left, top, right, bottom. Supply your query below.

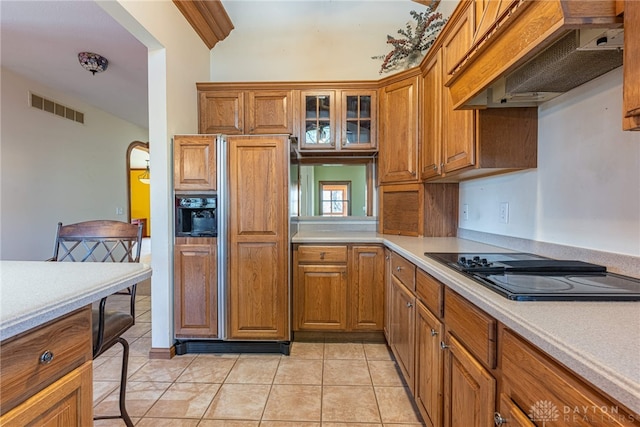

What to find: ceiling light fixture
left=78, top=52, right=109, bottom=75
left=138, top=160, right=150, bottom=185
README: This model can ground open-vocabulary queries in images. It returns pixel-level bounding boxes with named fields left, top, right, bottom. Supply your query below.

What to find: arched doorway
left=126, top=141, right=150, bottom=236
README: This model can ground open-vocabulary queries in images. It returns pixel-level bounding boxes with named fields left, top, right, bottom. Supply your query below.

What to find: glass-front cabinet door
left=300, top=91, right=336, bottom=150
left=341, top=90, right=377, bottom=150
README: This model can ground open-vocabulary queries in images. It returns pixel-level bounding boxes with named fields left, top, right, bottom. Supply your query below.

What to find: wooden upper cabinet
left=300, top=90, right=337, bottom=150
left=174, top=135, right=217, bottom=191
left=441, top=4, right=476, bottom=174
left=199, top=90, right=244, bottom=134
left=623, top=0, right=640, bottom=130
left=298, top=89, right=377, bottom=152
left=441, top=2, right=474, bottom=84
left=198, top=87, right=293, bottom=135
left=340, top=90, right=377, bottom=150
left=379, top=73, right=420, bottom=184
left=421, top=50, right=443, bottom=180
left=247, top=90, right=293, bottom=134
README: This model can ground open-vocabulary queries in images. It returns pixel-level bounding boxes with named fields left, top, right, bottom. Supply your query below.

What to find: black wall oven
left=175, top=195, right=217, bottom=237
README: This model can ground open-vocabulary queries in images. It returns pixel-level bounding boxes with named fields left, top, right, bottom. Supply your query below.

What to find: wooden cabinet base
left=0, top=361, right=93, bottom=427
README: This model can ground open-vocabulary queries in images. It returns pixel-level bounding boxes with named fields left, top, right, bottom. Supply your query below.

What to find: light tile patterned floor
left=93, top=294, right=424, bottom=426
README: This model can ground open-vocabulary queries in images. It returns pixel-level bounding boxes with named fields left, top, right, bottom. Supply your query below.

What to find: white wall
left=101, top=0, right=211, bottom=351
left=459, top=68, right=640, bottom=257
left=211, top=0, right=458, bottom=81
left=0, top=67, right=148, bottom=260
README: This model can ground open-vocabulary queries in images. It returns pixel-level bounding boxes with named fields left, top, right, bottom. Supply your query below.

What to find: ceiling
left=0, top=1, right=149, bottom=129
left=0, top=1, right=450, bottom=133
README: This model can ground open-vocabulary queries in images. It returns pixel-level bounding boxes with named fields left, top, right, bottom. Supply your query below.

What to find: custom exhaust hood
left=486, top=29, right=623, bottom=106
left=445, top=0, right=624, bottom=109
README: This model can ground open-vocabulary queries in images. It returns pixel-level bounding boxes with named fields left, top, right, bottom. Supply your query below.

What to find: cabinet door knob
left=440, top=341, right=449, bottom=350
left=320, top=252, right=325, bottom=260
left=406, top=302, right=413, bottom=308
left=430, top=328, right=438, bottom=336
left=39, top=350, right=54, bottom=364
left=494, top=412, right=507, bottom=425
left=396, top=266, right=402, bottom=271
left=433, top=165, right=437, bottom=170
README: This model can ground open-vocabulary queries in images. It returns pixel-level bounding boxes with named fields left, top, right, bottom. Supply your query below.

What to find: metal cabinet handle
left=494, top=412, right=507, bottom=425
left=319, top=252, right=326, bottom=260
left=433, top=165, right=437, bottom=170
left=39, top=350, right=54, bottom=364
left=440, top=341, right=449, bottom=350
left=430, top=328, right=438, bottom=336
left=396, top=266, right=402, bottom=272
left=406, top=302, right=413, bottom=308
left=385, top=255, right=390, bottom=260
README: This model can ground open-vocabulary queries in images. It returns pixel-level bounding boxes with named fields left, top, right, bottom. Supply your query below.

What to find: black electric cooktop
left=424, top=252, right=640, bottom=301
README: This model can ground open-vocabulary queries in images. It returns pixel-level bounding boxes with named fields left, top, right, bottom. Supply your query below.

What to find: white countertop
left=293, top=231, right=640, bottom=414
left=0, top=261, right=152, bottom=341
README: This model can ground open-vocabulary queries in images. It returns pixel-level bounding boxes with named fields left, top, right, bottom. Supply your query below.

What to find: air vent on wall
left=30, top=93, right=84, bottom=124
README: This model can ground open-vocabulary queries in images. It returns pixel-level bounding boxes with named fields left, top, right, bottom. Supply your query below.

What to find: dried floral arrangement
left=372, top=5, right=447, bottom=74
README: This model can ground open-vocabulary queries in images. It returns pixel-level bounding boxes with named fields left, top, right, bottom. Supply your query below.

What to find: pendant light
left=138, top=160, right=150, bottom=185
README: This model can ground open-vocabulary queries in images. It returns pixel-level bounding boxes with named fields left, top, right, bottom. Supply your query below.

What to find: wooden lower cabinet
left=442, top=333, right=496, bottom=427
left=0, top=306, right=93, bottom=426
left=389, top=276, right=416, bottom=392
left=0, top=361, right=93, bottom=426
left=295, top=263, right=348, bottom=330
left=174, top=237, right=218, bottom=338
left=293, top=244, right=384, bottom=332
left=415, top=300, right=444, bottom=427
left=383, top=248, right=392, bottom=341
left=349, top=245, right=385, bottom=330
left=499, top=328, right=639, bottom=426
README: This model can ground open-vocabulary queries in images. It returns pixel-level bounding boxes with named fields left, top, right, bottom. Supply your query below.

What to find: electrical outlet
left=115, top=207, right=124, bottom=215
left=462, top=204, right=469, bottom=220
left=499, top=202, right=509, bottom=224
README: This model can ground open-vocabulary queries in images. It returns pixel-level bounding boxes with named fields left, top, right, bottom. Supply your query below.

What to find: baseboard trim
left=148, top=346, right=176, bottom=359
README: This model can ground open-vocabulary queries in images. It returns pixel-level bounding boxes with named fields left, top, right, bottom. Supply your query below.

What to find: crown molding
left=173, top=0, right=234, bottom=49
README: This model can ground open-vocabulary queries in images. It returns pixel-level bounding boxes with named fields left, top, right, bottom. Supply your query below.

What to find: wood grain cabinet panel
left=0, top=306, right=93, bottom=426
left=444, top=287, right=497, bottom=369
left=227, top=135, right=289, bottom=340
left=247, top=90, right=293, bottom=134
left=442, top=334, right=496, bottom=427
left=389, top=275, right=416, bottom=393
left=349, top=245, right=385, bottom=330
left=293, top=244, right=384, bottom=332
left=295, top=264, right=348, bottom=330
left=500, top=328, right=639, bottom=426
left=623, top=0, right=640, bottom=130
left=174, top=135, right=217, bottom=191
left=199, top=90, right=244, bottom=134
left=379, top=74, right=420, bottom=184
left=415, top=300, right=444, bottom=427
left=0, top=307, right=92, bottom=414
left=174, top=238, right=218, bottom=338
left=0, top=361, right=93, bottom=427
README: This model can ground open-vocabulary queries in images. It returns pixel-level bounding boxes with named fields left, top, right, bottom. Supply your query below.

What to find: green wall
left=312, top=165, right=366, bottom=216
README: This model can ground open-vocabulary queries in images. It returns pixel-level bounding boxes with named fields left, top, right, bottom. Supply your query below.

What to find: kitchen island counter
left=0, top=261, right=152, bottom=341
left=292, top=231, right=640, bottom=415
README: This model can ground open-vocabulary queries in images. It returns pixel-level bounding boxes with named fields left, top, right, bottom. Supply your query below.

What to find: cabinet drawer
left=297, top=245, right=348, bottom=263
left=501, top=329, right=638, bottom=426
left=444, top=288, right=496, bottom=368
left=416, top=269, right=443, bottom=317
left=0, top=306, right=92, bottom=415
left=391, top=252, right=416, bottom=291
